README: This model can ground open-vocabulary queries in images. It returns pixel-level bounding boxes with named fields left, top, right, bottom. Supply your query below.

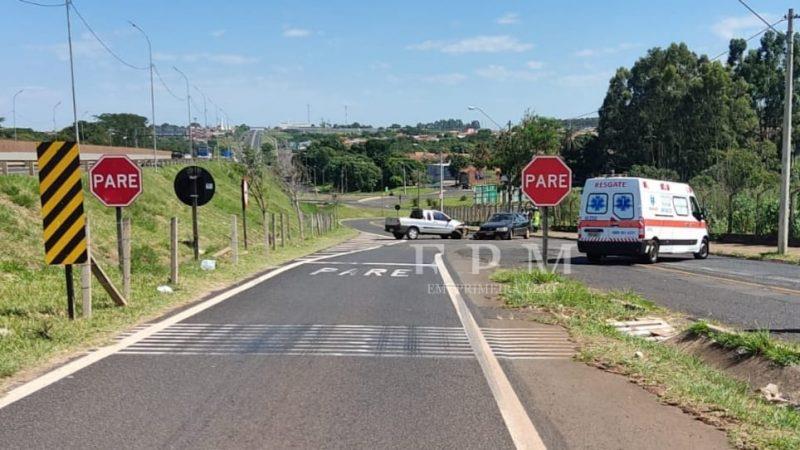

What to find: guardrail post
left=280, top=213, right=286, bottom=247
left=170, top=217, right=179, bottom=284
left=122, top=218, right=132, bottom=301
left=27, top=161, right=35, bottom=176
left=271, top=212, right=277, bottom=250
left=0, top=161, right=7, bottom=176
left=231, top=215, right=239, bottom=265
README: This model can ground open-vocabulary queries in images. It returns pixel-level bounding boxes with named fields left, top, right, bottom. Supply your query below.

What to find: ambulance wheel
left=587, top=253, right=603, bottom=264
left=643, top=240, right=659, bottom=264
left=694, top=237, right=709, bottom=259
left=406, top=227, right=419, bottom=240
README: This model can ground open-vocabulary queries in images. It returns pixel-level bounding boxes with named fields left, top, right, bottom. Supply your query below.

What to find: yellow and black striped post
left=36, top=141, right=88, bottom=319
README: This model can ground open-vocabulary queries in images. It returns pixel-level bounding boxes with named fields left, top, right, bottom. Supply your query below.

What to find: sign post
left=241, top=177, right=249, bottom=250
left=36, top=141, right=88, bottom=320
left=521, top=155, right=572, bottom=270
left=89, top=155, right=143, bottom=269
left=174, top=166, right=216, bottom=260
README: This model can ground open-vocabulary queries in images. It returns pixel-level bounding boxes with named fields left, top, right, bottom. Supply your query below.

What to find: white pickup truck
left=385, top=209, right=467, bottom=240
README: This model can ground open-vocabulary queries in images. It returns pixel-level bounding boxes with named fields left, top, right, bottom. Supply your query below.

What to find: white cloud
left=526, top=60, right=545, bottom=69
left=283, top=28, right=311, bottom=38
left=496, top=13, right=519, bottom=25
left=370, top=61, right=391, bottom=71
left=574, top=43, right=638, bottom=57
left=154, top=52, right=257, bottom=65
left=475, top=65, right=547, bottom=82
left=557, top=71, right=612, bottom=87
left=210, top=29, right=226, bottom=38
left=408, top=35, right=533, bottom=54
left=421, top=73, right=467, bottom=85
left=711, top=14, right=778, bottom=40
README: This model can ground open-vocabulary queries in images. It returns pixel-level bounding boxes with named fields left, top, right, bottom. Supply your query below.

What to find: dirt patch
left=674, top=331, right=800, bottom=405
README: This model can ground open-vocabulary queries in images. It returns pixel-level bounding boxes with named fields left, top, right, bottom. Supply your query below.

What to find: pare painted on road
left=309, top=266, right=424, bottom=277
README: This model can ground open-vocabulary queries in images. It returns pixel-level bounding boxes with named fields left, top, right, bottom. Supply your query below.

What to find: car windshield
left=489, top=214, right=514, bottom=221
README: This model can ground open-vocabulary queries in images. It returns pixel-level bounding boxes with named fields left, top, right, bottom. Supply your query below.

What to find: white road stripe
left=0, top=242, right=384, bottom=410
left=435, top=253, right=547, bottom=450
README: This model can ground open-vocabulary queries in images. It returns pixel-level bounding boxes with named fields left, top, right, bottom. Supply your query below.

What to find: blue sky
left=0, top=0, right=793, bottom=130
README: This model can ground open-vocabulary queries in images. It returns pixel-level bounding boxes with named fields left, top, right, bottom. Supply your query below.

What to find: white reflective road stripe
left=435, top=253, right=547, bottom=450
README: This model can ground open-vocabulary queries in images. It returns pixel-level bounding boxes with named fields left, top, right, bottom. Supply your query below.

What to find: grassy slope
left=0, top=162, right=356, bottom=383
left=491, top=270, right=800, bottom=450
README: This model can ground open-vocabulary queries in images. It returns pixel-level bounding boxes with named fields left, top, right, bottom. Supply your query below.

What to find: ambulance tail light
left=637, top=218, right=645, bottom=239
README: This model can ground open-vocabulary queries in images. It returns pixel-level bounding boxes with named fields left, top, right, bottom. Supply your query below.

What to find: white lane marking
left=0, top=243, right=383, bottom=410
left=304, top=261, right=437, bottom=267
left=435, top=253, right=547, bottom=450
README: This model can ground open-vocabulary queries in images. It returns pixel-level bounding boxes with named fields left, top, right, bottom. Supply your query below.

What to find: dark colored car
left=473, top=212, right=531, bottom=240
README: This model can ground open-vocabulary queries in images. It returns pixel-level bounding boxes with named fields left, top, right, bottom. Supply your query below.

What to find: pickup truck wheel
left=450, top=231, right=463, bottom=240
left=392, top=233, right=404, bottom=240
left=693, top=237, right=709, bottom=259
left=406, top=227, right=419, bottom=240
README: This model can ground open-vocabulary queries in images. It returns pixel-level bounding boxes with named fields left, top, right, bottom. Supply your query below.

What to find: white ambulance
left=577, top=177, right=709, bottom=263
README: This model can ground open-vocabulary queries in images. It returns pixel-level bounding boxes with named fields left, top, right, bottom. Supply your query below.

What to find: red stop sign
left=89, top=155, right=143, bottom=207
left=520, top=156, right=572, bottom=206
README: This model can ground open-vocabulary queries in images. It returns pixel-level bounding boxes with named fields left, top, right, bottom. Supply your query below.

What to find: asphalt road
left=347, top=219, right=800, bottom=341
left=0, top=227, right=732, bottom=449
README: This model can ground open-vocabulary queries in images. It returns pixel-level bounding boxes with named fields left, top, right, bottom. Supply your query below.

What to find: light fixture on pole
left=129, top=21, right=157, bottom=166
left=467, top=105, right=504, bottom=131
left=12, top=89, right=24, bottom=142
left=172, top=66, right=193, bottom=157
left=52, top=100, right=61, bottom=134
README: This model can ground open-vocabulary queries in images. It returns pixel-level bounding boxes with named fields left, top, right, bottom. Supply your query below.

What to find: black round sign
left=174, top=166, right=216, bottom=206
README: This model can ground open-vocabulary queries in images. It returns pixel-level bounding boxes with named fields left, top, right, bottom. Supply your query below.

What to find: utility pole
left=52, top=100, right=61, bottom=134
left=12, top=89, right=23, bottom=141
left=439, top=146, right=444, bottom=211
left=173, top=67, right=193, bottom=157
left=778, top=8, right=797, bottom=254
left=129, top=22, right=157, bottom=166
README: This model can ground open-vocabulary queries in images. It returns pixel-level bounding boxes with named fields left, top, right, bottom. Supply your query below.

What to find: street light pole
left=439, top=145, right=444, bottom=211
left=129, top=21, right=157, bottom=166
left=52, top=100, right=61, bottom=134
left=12, top=89, right=23, bottom=141
left=173, top=66, right=193, bottom=157
left=778, top=9, right=798, bottom=254
left=194, top=86, right=208, bottom=128
left=467, top=105, right=503, bottom=131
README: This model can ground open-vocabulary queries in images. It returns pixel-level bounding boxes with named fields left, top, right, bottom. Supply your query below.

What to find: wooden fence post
left=263, top=214, right=270, bottom=255
left=170, top=217, right=179, bottom=284
left=0, top=161, right=7, bottom=176
left=231, top=215, right=239, bottom=265
left=271, top=213, right=277, bottom=250
left=122, top=218, right=131, bottom=301
left=280, top=213, right=286, bottom=247
left=81, top=217, right=92, bottom=318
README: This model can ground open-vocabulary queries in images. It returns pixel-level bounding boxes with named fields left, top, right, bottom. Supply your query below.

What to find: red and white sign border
left=520, top=155, right=573, bottom=207
left=88, top=154, right=143, bottom=207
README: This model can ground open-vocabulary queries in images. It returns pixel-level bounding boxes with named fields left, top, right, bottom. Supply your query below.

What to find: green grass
left=491, top=269, right=800, bottom=449
left=0, top=162, right=357, bottom=385
left=688, top=322, right=800, bottom=367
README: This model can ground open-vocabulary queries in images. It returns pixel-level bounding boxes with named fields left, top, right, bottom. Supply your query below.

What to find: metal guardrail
left=0, top=158, right=187, bottom=176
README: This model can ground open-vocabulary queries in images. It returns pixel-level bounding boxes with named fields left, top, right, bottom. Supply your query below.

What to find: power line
left=152, top=64, right=185, bottom=100
left=68, top=2, right=148, bottom=70
left=736, top=0, right=780, bottom=33
left=711, top=17, right=786, bottom=61
left=17, top=0, right=65, bottom=7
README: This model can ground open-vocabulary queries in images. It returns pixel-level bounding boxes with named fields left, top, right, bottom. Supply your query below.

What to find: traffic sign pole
left=542, top=207, right=549, bottom=270
left=116, top=206, right=123, bottom=270
left=65, top=264, right=75, bottom=320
